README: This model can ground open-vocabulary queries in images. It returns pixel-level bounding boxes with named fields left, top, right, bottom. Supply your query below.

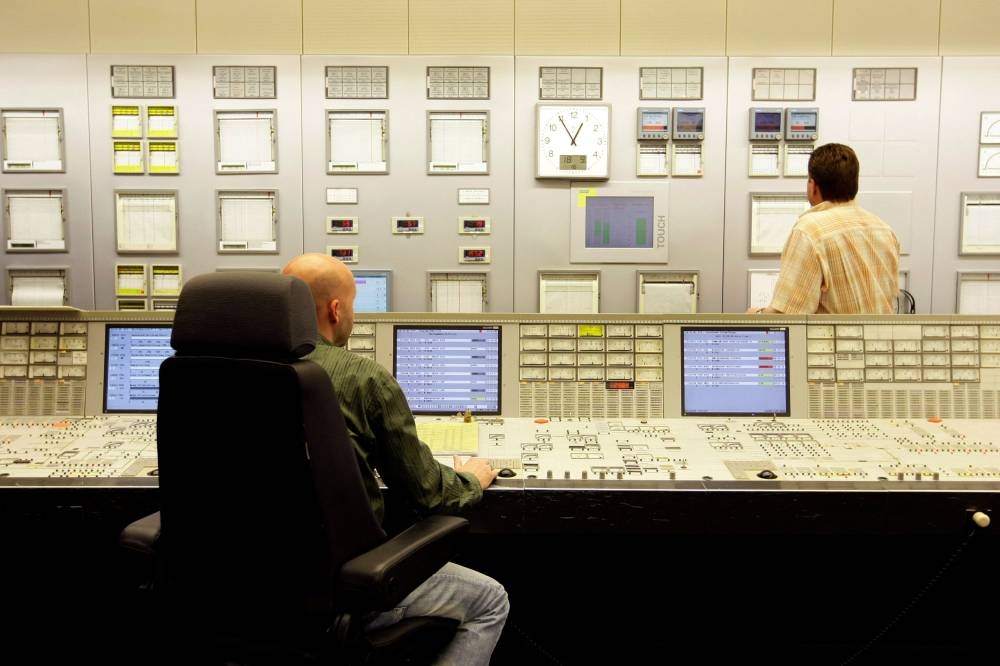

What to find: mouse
left=497, top=467, right=516, bottom=478
left=757, top=469, right=777, bottom=480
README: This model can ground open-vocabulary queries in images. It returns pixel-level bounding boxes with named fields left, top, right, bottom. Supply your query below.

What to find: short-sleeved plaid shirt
left=769, top=200, right=900, bottom=314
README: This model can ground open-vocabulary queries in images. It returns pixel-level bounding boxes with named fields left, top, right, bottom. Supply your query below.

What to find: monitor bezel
left=680, top=325, right=790, bottom=417
left=392, top=324, right=502, bottom=416
left=102, top=323, right=174, bottom=414
left=353, top=269, right=393, bottom=312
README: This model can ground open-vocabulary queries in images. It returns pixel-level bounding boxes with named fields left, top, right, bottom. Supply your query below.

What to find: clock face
left=536, top=104, right=610, bottom=179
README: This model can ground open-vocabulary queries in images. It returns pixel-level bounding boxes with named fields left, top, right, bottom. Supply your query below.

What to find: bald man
left=282, top=253, right=508, bottom=666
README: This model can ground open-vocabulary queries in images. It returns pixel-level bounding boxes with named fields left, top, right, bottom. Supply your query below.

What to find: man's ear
left=328, top=298, right=341, bottom=324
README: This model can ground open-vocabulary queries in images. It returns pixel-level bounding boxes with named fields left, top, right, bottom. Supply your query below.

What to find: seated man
left=282, top=253, right=508, bottom=666
left=750, top=142, right=901, bottom=314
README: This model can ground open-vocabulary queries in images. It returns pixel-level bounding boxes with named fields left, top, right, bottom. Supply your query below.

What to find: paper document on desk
left=416, top=421, right=479, bottom=454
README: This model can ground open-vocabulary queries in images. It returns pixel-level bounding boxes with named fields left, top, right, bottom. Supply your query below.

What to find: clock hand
left=571, top=122, right=584, bottom=146
left=558, top=115, right=577, bottom=146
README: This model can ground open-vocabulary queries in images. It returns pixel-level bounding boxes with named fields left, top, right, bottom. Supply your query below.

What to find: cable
left=839, top=523, right=983, bottom=665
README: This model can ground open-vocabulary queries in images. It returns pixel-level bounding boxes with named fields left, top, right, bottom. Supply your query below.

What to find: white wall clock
left=536, top=103, right=610, bottom=179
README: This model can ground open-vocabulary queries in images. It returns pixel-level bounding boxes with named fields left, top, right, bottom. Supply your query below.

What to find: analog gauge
left=837, top=368, right=864, bottom=382
left=894, top=353, right=921, bottom=366
left=836, top=325, right=863, bottom=338
left=2, top=366, right=28, bottom=378
left=31, top=322, right=58, bottom=334
left=607, top=338, right=633, bottom=352
left=520, top=338, right=547, bottom=351
left=808, top=339, right=835, bottom=353
left=982, top=354, right=1000, bottom=368
left=520, top=367, right=547, bottom=381
left=520, top=324, right=548, bottom=337
left=807, top=325, right=834, bottom=339
left=952, top=339, right=979, bottom=352
left=577, top=353, right=604, bottom=366
left=980, top=325, right=1000, bottom=338
left=606, top=368, right=634, bottom=381
left=549, top=367, right=576, bottom=381
left=950, top=325, right=978, bottom=339
left=29, top=365, right=57, bottom=378
left=865, top=368, right=892, bottom=381
left=548, top=353, right=575, bottom=366
left=606, top=353, right=634, bottom=366
left=606, top=324, right=634, bottom=337
left=58, top=366, right=87, bottom=379
left=30, top=351, right=57, bottom=364
left=578, top=367, right=605, bottom=380
left=922, top=353, right=949, bottom=366
left=636, top=367, right=663, bottom=382
left=807, top=353, right=835, bottom=367
left=865, top=353, right=892, bottom=367
left=836, top=339, right=863, bottom=353
left=865, top=339, right=892, bottom=352
left=808, top=368, right=835, bottom=381
left=635, top=325, right=662, bottom=338
left=922, top=325, right=948, bottom=338
left=2, top=322, right=30, bottom=334
left=635, top=354, right=661, bottom=367
left=29, top=336, right=57, bottom=350
left=352, top=323, right=375, bottom=336
left=1, top=337, right=29, bottom=350
left=922, top=339, right=949, bottom=353
left=58, top=336, right=87, bottom=350
left=893, top=339, right=920, bottom=353
left=550, top=338, right=577, bottom=352
left=894, top=368, right=921, bottom=381
left=347, top=337, right=374, bottom=351
left=981, top=339, right=1000, bottom=353
left=636, top=339, right=663, bottom=353
left=578, top=338, right=604, bottom=352
left=923, top=368, right=950, bottom=382
left=520, top=353, right=546, bottom=366
left=1, top=351, right=29, bottom=364
left=548, top=324, right=575, bottom=337
left=951, top=353, right=979, bottom=367
left=60, top=322, right=88, bottom=335
left=952, top=368, right=980, bottom=382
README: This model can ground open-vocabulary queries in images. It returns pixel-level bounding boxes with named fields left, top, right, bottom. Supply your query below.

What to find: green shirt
left=306, top=337, right=483, bottom=523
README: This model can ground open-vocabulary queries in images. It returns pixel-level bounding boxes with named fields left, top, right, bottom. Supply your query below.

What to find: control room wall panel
left=302, top=1, right=409, bottom=55
left=0, top=55, right=96, bottom=308
left=89, top=0, right=197, bottom=54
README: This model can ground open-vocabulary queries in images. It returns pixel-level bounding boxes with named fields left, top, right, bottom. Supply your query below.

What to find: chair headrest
left=171, top=272, right=317, bottom=359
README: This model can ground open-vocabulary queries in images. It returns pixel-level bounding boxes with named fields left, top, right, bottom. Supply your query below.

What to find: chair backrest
left=157, top=271, right=386, bottom=643
left=896, top=288, right=916, bottom=314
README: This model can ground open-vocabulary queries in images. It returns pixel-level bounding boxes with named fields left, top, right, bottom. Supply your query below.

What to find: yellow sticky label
left=578, top=324, right=605, bottom=337
left=577, top=188, right=596, bottom=208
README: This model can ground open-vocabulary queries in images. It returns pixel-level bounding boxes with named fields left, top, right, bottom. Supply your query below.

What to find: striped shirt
left=769, top=200, right=900, bottom=314
left=306, top=337, right=482, bottom=523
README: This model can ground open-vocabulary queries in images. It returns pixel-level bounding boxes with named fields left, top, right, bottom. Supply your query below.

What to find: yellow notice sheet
left=416, top=421, right=479, bottom=454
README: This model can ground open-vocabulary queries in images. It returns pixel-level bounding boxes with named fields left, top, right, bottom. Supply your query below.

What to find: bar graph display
left=104, top=325, right=173, bottom=412
left=585, top=196, right=654, bottom=249
left=681, top=327, right=789, bottom=416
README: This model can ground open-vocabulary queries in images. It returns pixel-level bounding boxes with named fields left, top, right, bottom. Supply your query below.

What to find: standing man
left=282, top=253, right=508, bottom=666
left=750, top=143, right=901, bottom=314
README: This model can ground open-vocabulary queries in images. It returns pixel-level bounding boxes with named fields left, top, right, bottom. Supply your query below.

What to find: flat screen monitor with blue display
left=354, top=270, right=391, bottom=312
left=393, top=325, right=501, bottom=415
left=681, top=326, right=790, bottom=416
left=103, top=324, right=174, bottom=413
left=585, top=196, right=655, bottom=249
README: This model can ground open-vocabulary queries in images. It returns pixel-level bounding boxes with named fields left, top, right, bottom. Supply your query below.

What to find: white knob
left=972, top=511, right=991, bottom=528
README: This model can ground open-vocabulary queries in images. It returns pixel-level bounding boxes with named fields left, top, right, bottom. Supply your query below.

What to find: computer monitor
left=680, top=326, right=790, bottom=416
left=354, top=270, right=392, bottom=312
left=393, top=325, right=501, bottom=415
left=103, top=324, right=174, bottom=413
left=749, top=108, right=783, bottom=140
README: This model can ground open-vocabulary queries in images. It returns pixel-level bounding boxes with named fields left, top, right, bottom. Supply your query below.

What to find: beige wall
left=1, top=0, right=996, bottom=55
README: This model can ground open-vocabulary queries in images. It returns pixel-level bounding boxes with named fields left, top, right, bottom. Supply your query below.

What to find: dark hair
left=807, top=143, right=859, bottom=202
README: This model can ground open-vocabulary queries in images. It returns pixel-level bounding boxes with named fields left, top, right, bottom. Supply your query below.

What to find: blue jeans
left=363, top=561, right=509, bottom=666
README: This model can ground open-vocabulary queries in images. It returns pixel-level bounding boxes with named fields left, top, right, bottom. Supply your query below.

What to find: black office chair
left=120, top=271, right=468, bottom=665
left=896, top=288, right=916, bottom=314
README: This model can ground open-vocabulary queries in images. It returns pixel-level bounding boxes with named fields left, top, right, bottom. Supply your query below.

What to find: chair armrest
left=339, top=515, right=469, bottom=610
left=120, top=511, right=161, bottom=555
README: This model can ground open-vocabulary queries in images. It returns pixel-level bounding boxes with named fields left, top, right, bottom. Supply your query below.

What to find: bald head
left=282, top=253, right=356, bottom=345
